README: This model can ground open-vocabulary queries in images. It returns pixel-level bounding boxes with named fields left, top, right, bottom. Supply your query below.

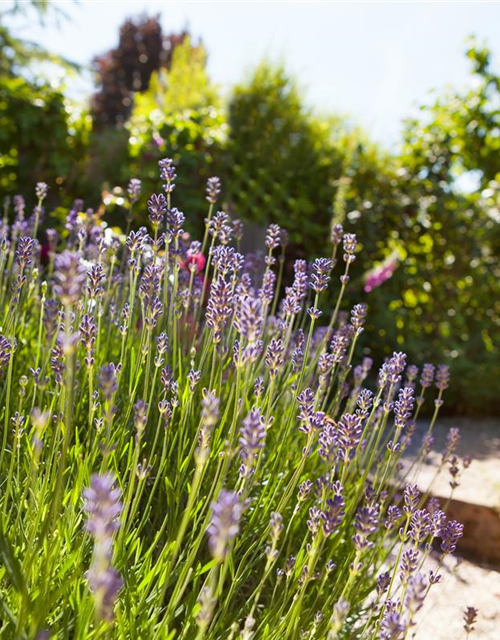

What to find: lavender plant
left=0, top=165, right=473, bottom=639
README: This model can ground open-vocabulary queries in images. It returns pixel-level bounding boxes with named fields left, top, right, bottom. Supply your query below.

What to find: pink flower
left=364, top=258, right=398, bottom=293
left=181, top=250, right=206, bottom=274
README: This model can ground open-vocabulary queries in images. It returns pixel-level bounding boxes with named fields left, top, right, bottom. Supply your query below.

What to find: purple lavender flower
left=208, top=490, right=243, bottom=562
left=385, top=505, right=401, bottom=530
left=356, top=388, right=374, bottom=418
left=80, top=314, right=97, bottom=368
left=167, top=208, right=185, bottom=239
left=212, top=246, right=243, bottom=277
left=307, top=306, right=322, bottom=320
left=35, top=182, right=48, bottom=200
left=430, top=509, right=447, bottom=537
left=337, top=413, right=363, bottom=459
left=419, top=363, right=435, bottom=389
left=159, top=157, right=176, bottom=193
left=83, top=473, right=123, bottom=621
left=87, top=263, right=105, bottom=299
left=139, top=264, right=162, bottom=310
left=310, top=258, right=333, bottom=293
left=377, top=571, right=391, bottom=595
left=440, top=520, right=464, bottom=554
left=265, top=338, right=284, bottom=377
left=148, top=193, right=167, bottom=227
left=206, top=276, right=233, bottom=345
left=240, top=408, right=267, bottom=469
left=380, top=607, right=406, bottom=640
left=98, top=364, right=118, bottom=402
left=208, top=211, right=232, bottom=244
left=279, top=228, right=289, bottom=249
left=206, top=176, right=221, bottom=204
left=233, top=218, right=244, bottom=242
left=127, top=178, right=141, bottom=203
left=421, top=433, right=434, bottom=456
left=435, top=364, right=450, bottom=391
left=298, top=480, right=313, bottom=502
left=426, top=497, right=441, bottom=515
left=297, top=388, right=325, bottom=434
left=350, top=303, right=367, bottom=334
left=0, top=335, right=15, bottom=373
left=463, top=606, right=478, bottom=635
left=126, top=228, right=146, bottom=256
left=394, top=387, right=414, bottom=430
left=51, top=338, right=64, bottom=384
left=400, top=548, right=419, bottom=587
left=321, top=487, right=345, bottom=537
left=254, top=376, right=265, bottom=398
left=405, top=364, right=419, bottom=388
left=188, top=369, right=201, bottom=392
left=282, top=287, right=301, bottom=317
left=234, top=294, right=263, bottom=342
left=307, top=507, right=322, bottom=538
left=260, top=268, right=276, bottom=304
left=330, top=223, right=343, bottom=246
left=353, top=505, right=379, bottom=551
left=405, top=572, right=428, bottom=620
left=269, top=511, right=283, bottom=544
left=16, top=236, right=35, bottom=270
left=403, top=483, right=420, bottom=516
left=442, top=427, right=460, bottom=460
left=265, top=224, right=281, bottom=251
left=409, top=509, right=433, bottom=543
left=292, top=259, right=308, bottom=300
left=342, top=233, right=357, bottom=263
left=83, top=473, right=122, bottom=540
left=330, top=332, right=350, bottom=363
left=54, top=251, right=86, bottom=306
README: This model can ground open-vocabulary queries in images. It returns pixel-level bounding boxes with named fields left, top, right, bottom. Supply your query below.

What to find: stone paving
left=409, top=418, right=500, bottom=639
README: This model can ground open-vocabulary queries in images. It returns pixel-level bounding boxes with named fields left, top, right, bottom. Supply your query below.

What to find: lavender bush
left=0, top=166, right=474, bottom=639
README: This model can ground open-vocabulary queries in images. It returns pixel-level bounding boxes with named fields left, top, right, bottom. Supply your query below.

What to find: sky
left=7, top=1, right=500, bottom=146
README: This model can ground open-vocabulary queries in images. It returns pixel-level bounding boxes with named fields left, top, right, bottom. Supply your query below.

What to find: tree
left=91, top=14, right=189, bottom=128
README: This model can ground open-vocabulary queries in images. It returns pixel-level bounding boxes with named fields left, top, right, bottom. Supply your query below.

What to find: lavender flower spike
left=440, top=519, right=464, bottom=554
left=36, top=182, right=49, bottom=200
left=54, top=251, right=86, bottom=306
left=206, top=176, right=221, bottom=204
left=83, top=473, right=123, bottom=621
left=208, top=490, right=243, bottom=562
left=127, top=178, right=141, bottom=204
left=463, top=606, right=478, bottom=635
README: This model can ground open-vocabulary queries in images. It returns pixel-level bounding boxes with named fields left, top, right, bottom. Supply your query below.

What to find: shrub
left=91, top=14, right=189, bottom=128
left=0, top=160, right=472, bottom=638
left=0, top=75, right=91, bottom=200
left=343, top=42, right=500, bottom=415
left=225, top=63, right=347, bottom=256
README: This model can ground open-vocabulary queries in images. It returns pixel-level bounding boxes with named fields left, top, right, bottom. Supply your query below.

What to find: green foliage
left=0, top=74, right=91, bottom=199
left=134, top=38, right=220, bottom=115
left=225, top=63, right=347, bottom=256
left=341, top=41, right=500, bottom=414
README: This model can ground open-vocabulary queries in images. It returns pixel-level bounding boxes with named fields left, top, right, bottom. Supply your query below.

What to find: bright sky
left=8, top=1, right=500, bottom=146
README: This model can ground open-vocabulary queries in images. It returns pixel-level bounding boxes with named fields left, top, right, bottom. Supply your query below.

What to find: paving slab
left=415, top=553, right=500, bottom=640
left=407, top=418, right=500, bottom=639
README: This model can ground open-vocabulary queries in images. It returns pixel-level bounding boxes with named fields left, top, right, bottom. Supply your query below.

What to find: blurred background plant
left=0, top=2, right=498, bottom=415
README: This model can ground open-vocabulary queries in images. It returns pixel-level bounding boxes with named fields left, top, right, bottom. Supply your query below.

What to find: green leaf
left=0, top=524, right=26, bottom=595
